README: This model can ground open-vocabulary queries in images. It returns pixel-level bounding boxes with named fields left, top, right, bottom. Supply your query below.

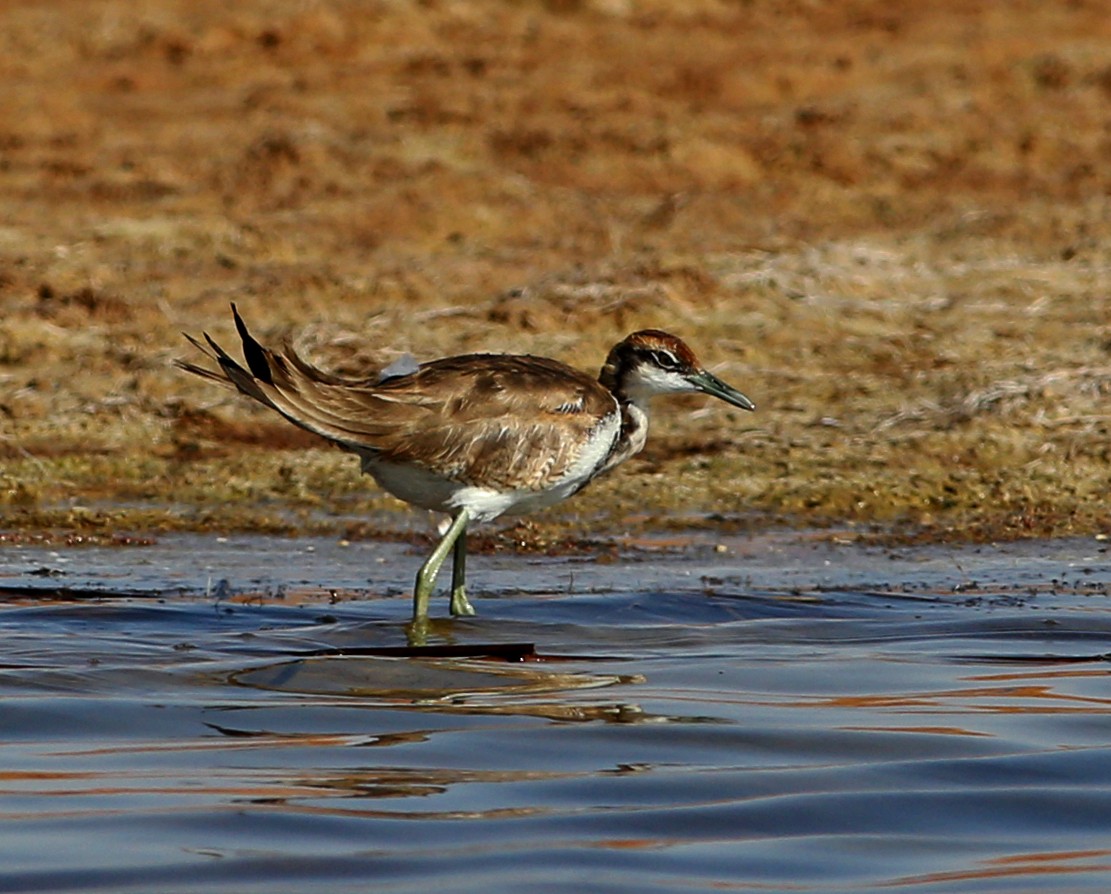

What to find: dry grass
left=1, top=0, right=1110, bottom=543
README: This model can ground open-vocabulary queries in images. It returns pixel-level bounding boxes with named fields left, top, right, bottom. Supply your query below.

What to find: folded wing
left=177, top=306, right=619, bottom=492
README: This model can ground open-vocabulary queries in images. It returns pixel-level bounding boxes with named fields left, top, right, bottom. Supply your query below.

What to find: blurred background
left=1, top=0, right=1108, bottom=541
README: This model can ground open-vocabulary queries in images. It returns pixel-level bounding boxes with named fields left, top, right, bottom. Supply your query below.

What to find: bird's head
left=600, top=330, right=755, bottom=411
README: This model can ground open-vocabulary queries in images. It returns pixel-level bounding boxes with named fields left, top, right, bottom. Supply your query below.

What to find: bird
left=178, top=305, right=755, bottom=640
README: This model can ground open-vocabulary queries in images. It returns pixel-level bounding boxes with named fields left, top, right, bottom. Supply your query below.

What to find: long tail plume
left=176, top=304, right=383, bottom=450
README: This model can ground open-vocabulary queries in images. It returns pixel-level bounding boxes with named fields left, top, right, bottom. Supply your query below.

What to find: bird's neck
left=597, top=355, right=651, bottom=474
left=597, top=345, right=626, bottom=400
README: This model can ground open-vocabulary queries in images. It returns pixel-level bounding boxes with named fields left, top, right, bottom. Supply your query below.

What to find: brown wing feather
left=367, top=358, right=616, bottom=489
left=179, top=309, right=617, bottom=490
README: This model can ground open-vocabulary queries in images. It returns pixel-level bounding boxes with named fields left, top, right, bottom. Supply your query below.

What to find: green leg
left=411, top=509, right=471, bottom=632
left=449, top=526, right=476, bottom=617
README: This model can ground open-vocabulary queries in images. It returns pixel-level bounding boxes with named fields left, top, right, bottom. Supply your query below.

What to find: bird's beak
left=689, top=369, right=756, bottom=411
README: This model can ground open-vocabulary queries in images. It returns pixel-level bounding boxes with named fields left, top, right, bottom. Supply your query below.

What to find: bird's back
left=182, top=315, right=622, bottom=502
left=354, top=353, right=620, bottom=490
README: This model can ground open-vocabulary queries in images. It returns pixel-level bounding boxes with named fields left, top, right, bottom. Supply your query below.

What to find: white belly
left=362, top=413, right=620, bottom=523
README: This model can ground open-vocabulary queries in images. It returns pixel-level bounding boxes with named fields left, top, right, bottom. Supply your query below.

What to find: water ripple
left=1, top=532, right=1110, bottom=891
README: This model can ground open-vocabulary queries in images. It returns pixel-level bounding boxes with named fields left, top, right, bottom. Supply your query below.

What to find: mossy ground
left=2, top=1, right=1109, bottom=547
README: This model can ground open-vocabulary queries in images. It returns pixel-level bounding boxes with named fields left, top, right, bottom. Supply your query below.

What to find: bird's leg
left=449, top=526, right=476, bottom=617
left=411, top=509, right=471, bottom=632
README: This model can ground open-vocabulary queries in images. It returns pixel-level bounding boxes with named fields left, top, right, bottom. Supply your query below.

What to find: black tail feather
left=231, top=303, right=273, bottom=383
left=202, top=332, right=244, bottom=374
left=181, top=331, right=215, bottom=360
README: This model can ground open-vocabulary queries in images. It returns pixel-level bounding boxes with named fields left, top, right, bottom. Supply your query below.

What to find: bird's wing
left=178, top=309, right=618, bottom=490
left=321, top=355, right=619, bottom=490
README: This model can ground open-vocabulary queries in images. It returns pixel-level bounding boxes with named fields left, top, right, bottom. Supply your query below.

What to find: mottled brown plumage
left=178, top=305, right=755, bottom=637
left=182, top=319, right=619, bottom=500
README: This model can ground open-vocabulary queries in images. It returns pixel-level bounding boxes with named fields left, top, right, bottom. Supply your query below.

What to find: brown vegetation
left=1, top=0, right=1109, bottom=543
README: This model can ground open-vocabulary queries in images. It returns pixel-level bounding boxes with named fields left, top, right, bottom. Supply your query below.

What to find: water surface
left=1, top=530, right=1110, bottom=892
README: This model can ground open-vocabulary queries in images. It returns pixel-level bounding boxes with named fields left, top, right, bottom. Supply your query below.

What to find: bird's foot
left=406, top=617, right=430, bottom=648
left=450, top=587, right=476, bottom=617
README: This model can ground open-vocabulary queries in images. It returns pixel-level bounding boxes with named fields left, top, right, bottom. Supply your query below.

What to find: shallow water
left=1, top=529, right=1110, bottom=893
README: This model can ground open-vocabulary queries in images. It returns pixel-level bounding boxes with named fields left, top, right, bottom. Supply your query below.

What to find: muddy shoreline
left=2, top=2, right=1110, bottom=545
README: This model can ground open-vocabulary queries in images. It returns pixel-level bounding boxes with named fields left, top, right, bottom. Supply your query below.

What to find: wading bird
left=179, top=306, right=755, bottom=640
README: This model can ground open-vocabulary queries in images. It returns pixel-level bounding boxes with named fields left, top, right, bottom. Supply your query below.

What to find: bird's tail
left=175, top=304, right=380, bottom=450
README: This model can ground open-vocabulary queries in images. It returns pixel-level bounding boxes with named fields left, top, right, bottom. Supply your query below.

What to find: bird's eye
left=652, top=350, right=681, bottom=370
